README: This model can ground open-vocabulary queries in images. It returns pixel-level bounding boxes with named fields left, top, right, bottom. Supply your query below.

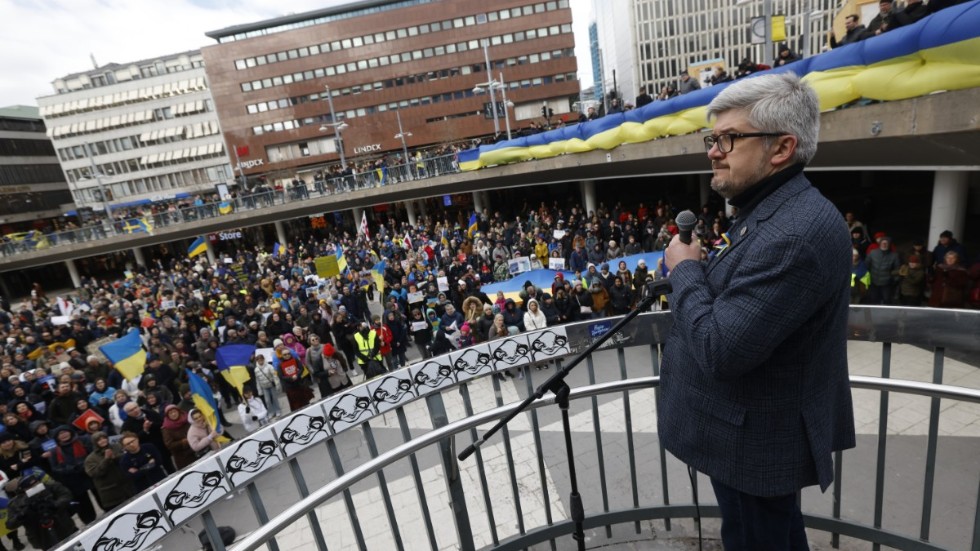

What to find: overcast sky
left=0, top=0, right=594, bottom=108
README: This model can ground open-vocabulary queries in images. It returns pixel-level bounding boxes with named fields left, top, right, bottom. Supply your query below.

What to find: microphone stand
left=458, top=279, right=674, bottom=550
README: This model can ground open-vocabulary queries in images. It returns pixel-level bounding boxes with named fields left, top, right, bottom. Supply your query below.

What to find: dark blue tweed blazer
left=658, top=172, right=856, bottom=497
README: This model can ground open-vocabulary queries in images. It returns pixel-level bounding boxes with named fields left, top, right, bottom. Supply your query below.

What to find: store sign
left=353, top=143, right=382, bottom=155
left=209, top=230, right=243, bottom=242
left=239, top=159, right=264, bottom=169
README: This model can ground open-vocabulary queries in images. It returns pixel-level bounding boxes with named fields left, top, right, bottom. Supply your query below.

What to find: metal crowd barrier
left=0, top=154, right=459, bottom=258
left=57, top=307, right=980, bottom=551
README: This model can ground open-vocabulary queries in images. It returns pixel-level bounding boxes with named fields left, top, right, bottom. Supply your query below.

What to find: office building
left=37, top=51, right=233, bottom=213
left=0, top=105, right=74, bottom=231
left=593, top=0, right=835, bottom=102
left=591, top=0, right=636, bottom=106
left=201, top=0, right=578, bottom=179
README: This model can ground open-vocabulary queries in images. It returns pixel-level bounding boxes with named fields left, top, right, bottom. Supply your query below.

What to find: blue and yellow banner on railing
left=459, top=2, right=980, bottom=171
left=120, top=217, right=153, bottom=234
left=5, top=230, right=50, bottom=250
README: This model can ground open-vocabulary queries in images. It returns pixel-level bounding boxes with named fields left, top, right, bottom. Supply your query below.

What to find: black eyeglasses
left=703, top=132, right=787, bottom=153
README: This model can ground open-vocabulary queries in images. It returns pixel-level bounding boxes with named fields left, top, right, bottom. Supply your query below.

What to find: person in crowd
left=929, top=251, right=971, bottom=308
left=117, top=432, right=166, bottom=493
left=237, top=388, right=269, bottom=434
left=830, top=14, right=867, bottom=48
left=773, top=45, right=801, bottom=67
left=48, top=425, right=97, bottom=525
left=894, top=254, right=927, bottom=306
left=161, top=405, right=196, bottom=470
left=660, top=72, right=855, bottom=551
left=252, top=353, right=282, bottom=420
left=84, top=431, right=134, bottom=511
left=6, top=470, right=76, bottom=550
left=866, top=236, right=901, bottom=304
left=277, top=347, right=313, bottom=411
left=678, top=70, right=701, bottom=94
left=186, top=408, right=223, bottom=458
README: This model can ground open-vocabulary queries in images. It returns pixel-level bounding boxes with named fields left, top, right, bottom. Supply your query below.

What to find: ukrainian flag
left=215, top=344, right=254, bottom=397
left=186, top=369, right=230, bottom=443
left=371, top=260, right=386, bottom=303
left=272, top=243, right=282, bottom=257
left=188, top=236, right=207, bottom=258
left=467, top=213, right=479, bottom=239
left=99, top=329, right=146, bottom=381
left=218, top=201, right=233, bottom=215
left=336, top=246, right=348, bottom=274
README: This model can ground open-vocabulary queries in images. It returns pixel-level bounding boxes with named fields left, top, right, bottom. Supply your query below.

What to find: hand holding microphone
left=664, top=210, right=701, bottom=271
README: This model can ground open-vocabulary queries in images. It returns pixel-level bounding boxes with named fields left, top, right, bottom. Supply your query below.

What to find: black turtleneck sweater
left=727, top=163, right=805, bottom=227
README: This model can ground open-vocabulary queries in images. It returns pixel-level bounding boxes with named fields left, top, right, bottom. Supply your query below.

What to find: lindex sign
left=208, top=230, right=244, bottom=242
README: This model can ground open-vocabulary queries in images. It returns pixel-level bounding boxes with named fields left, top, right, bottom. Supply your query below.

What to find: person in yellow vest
left=353, top=322, right=385, bottom=378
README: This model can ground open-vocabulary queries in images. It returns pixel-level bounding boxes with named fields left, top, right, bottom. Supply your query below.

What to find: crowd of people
left=0, top=192, right=976, bottom=547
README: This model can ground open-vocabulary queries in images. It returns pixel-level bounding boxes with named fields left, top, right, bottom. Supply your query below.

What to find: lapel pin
left=740, top=227, right=747, bottom=236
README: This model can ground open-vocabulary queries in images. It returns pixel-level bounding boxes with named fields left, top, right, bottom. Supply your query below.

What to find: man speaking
left=660, top=72, right=855, bottom=550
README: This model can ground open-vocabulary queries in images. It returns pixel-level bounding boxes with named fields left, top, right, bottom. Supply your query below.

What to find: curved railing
left=0, top=153, right=458, bottom=258
left=58, top=306, right=980, bottom=551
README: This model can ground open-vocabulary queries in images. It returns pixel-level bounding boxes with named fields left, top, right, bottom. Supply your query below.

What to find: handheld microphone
left=676, top=210, right=697, bottom=245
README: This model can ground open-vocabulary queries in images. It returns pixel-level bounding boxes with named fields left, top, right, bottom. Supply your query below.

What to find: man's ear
left=770, top=135, right=798, bottom=167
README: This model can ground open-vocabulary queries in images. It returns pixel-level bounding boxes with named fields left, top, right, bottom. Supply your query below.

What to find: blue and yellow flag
left=371, top=259, right=387, bottom=303
left=272, top=243, right=282, bottom=257
left=215, top=343, right=254, bottom=397
left=99, top=329, right=145, bottom=381
left=467, top=213, right=479, bottom=239
left=218, top=201, right=233, bottom=215
left=120, top=217, right=153, bottom=234
left=336, top=245, right=348, bottom=274
left=185, top=369, right=230, bottom=443
left=188, top=236, right=207, bottom=258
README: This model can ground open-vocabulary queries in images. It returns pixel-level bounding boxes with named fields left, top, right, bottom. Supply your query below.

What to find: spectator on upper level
left=709, top=66, right=732, bottom=86
left=773, top=45, right=802, bottom=68
left=678, top=70, right=701, bottom=95
left=866, top=236, right=901, bottom=304
left=862, top=0, right=898, bottom=39
left=635, top=86, right=654, bottom=108
left=929, top=251, right=971, bottom=308
left=891, top=0, right=930, bottom=29
left=830, top=14, right=867, bottom=48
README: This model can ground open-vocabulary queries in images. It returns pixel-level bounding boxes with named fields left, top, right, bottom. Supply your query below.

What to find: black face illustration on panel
left=491, top=338, right=530, bottom=365
left=413, top=360, right=454, bottom=389
left=372, top=375, right=415, bottom=405
left=327, top=393, right=373, bottom=431
left=163, top=470, right=225, bottom=522
left=93, top=510, right=165, bottom=551
left=453, top=348, right=493, bottom=377
left=530, top=330, right=569, bottom=360
left=278, top=415, right=327, bottom=451
left=226, top=439, right=281, bottom=483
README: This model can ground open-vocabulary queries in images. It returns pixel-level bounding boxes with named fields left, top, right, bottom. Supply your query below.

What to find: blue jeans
left=710, top=478, right=809, bottom=551
left=261, top=386, right=282, bottom=418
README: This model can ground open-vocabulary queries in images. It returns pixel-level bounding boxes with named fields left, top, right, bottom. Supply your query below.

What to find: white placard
left=508, top=257, right=531, bottom=275
left=437, top=276, right=449, bottom=292
left=548, top=258, right=566, bottom=270
left=553, top=229, right=566, bottom=239
left=411, top=321, right=429, bottom=332
left=50, top=315, right=71, bottom=326
left=256, top=347, right=276, bottom=365
left=407, top=291, right=424, bottom=304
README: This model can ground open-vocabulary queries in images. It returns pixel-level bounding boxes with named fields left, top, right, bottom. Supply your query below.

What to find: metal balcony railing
left=58, top=307, right=980, bottom=551
left=0, top=154, right=459, bottom=258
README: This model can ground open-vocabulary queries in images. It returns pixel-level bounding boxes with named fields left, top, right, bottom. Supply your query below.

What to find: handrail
left=0, top=153, right=459, bottom=258
left=54, top=307, right=980, bottom=551
left=230, top=376, right=979, bottom=551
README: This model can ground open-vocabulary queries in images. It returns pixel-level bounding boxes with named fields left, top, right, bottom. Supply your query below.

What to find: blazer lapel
left=704, top=174, right=812, bottom=278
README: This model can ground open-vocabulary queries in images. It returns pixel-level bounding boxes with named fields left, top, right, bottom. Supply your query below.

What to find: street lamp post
left=497, top=73, right=513, bottom=140
left=481, top=41, right=501, bottom=137
left=394, top=110, right=412, bottom=167
left=83, top=142, right=112, bottom=218
left=321, top=85, right=348, bottom=170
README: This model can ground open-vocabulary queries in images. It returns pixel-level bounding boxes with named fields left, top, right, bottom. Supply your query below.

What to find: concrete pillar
left=205, top=240, right=217, bottom=265
left=405, top=201, right=417, bottom=227
left=480, top=191, right=492, bottom=214
left=928, top=171, right=969, bottom=247
left=581, top=180, right=597, bottom=217
left=274, top=220, right=288, bottom=246
left=65, top=259, right=82, bottom=288
left=132, top=247, right=146, bottom=268
left=472, top=192, right=484, bottom=214
left=418, top=199, right=428, bottom=219
left=699, top=174, right=712, bottom=207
